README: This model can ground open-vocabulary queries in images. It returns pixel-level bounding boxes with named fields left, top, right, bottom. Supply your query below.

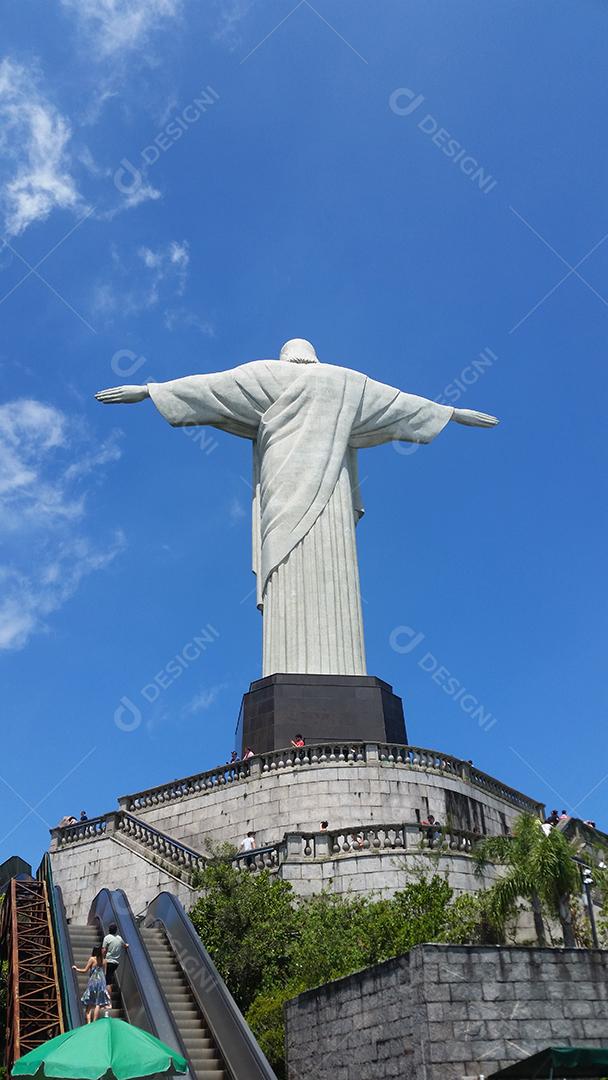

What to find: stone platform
left=50, top=741, right=544, bottom=921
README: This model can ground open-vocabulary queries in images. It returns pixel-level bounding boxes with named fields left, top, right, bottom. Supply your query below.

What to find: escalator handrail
left=52, top=885, right=83, bottom=1028
left=89, top=888, right=190, bottom=1067
left=36, top=854, right=82, bottom=1029
left=144, top=891, right=277, bottom=1080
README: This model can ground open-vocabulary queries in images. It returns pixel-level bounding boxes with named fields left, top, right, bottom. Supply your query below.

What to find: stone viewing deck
left=119, top=741, right=541, bottom=817
left=50, top=741, right=543, bottom=920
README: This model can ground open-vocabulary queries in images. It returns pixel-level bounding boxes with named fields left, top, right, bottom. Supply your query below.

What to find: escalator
left=67, top=923, right=124, bottom=1021
left=30, top=861, right=276, bottom=1079
left=140, top=927, right=223, bottom=1078
left=140, top=892, right=276, bottom=1080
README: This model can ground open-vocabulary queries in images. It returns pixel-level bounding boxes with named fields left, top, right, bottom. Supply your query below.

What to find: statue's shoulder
left=237, top=359, right=279, bottom=376
left=317, top=362, right=367, bottom=385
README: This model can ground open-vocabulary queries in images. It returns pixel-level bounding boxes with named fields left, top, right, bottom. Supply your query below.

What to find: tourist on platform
left=240, top=831, right=256, bottom=867
left=58, top=814, right=78, bottom=827
left=74, top=946, right=107, bottom=1023
left=243, top=747, right=255, bottom=760
left=80, top=810, right=88, bottom=822
left=291, top=734, right=305, bottom=748
left=229, top=750, right=239, bottom=764
left=545, top=809, right=560, bottom=827
left=320, top=820, right=329, bottom=831
left=102, top=923, right=129, bottom=992
left=421, top=814, right=441, bottom=847
left=559, top=809, right=569, bottom=820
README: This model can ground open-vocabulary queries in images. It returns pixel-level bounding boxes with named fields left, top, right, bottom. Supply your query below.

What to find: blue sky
left=1, top=0, right=606, bottom=869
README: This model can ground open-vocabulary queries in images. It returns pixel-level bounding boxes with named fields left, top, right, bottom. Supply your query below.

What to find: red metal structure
left=1, top=879, right=64, bottom=1070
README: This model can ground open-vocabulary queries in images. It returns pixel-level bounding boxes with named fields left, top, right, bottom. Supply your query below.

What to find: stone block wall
left=126, top=762, right=522, bottom=853
left=280, top=848, right=498, bottom=899
left=53, top=833, right=194, bottom=922
left=285, top=945, right=608, bottom=1080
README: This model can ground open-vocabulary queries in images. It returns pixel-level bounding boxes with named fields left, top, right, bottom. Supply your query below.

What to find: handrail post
left=365, top=742, right=379, bottom=762
left=404, top=823, right=422, bottom=850
left=284, top=832, right=303, bottom=859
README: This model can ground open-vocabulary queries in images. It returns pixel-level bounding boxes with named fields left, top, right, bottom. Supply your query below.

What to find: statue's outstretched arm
left=95, top=385, right=150, bottom=404
left=451, top=408, right=499, bottom=428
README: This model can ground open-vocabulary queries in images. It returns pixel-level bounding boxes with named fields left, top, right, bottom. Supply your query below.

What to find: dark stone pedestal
left=236, top=674, right=407, bottom=756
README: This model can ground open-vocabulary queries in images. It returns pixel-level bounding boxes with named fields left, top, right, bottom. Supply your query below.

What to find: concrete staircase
left=68, top=924, right=123, bottom=1020
left=140, top=926, right=225, bottom=1079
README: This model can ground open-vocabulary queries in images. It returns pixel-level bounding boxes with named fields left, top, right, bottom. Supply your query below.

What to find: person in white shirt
left=102, top=923, right=129, bottom=991
left=240, top=831, right=256, bottom=866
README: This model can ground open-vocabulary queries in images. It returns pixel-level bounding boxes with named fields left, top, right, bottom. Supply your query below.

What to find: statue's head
left=279, top=338, right=319, bottom=364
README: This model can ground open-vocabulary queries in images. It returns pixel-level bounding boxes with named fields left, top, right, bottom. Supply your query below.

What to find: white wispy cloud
left=106, top=182, right=162, bottom=218
left=0, top=534, right=125, bottom=650
left=182, top=683, right=227, bottom=716
left=92, top=240, right=191, bottom=318
left=0, top=58, right=85, bottom=236
left=60, top=0, right=182, bottom=55
left=163, top=307, right=215, bottom=336
left=228, top=496, right=246, bottom=525
left=0, top=399, right=124, bottom=649
left=213, top=0, right=256, bottom=50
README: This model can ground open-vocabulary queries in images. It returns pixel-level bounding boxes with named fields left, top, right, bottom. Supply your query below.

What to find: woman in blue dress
left=73, top=945, right=108, bottom=1023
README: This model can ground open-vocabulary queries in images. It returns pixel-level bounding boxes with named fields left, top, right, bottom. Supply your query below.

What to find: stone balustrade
left=119, top=760, right=250, bottom=813
left=116, top=742, right=542, bottom=818
left=469, top=765, right=543, bottom=811
left=51, top=815, right=109, bottom=846
left=51, top=810, right=206, bottom=877
left=233, top=821, right=480, bottom=873
left=260, top=743, right=365, bottom=770
left=233, top=842, right=285, bottom=872
left=254, top=742, right=542, bottom=816
left=116, top=812, right=206, bottom=873
left=50, top=809, right=490, bottom=917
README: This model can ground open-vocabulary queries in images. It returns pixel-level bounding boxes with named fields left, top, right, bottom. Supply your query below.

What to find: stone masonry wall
left=52, top=831, right=498, bottom=922
left=53, top=833, right=194, bottom=922
left=126, top=762, right=522, bottom=853
left=280, top=848, right=500, bottom=899
left=285, top=945, right=608, bottom=1080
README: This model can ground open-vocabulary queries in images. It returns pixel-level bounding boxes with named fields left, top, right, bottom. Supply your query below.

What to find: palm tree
left=474, top=814, right=580, bottom=947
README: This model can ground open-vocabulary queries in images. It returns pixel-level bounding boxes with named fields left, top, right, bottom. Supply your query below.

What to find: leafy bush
left=190, top=859, right=487, bottom=1075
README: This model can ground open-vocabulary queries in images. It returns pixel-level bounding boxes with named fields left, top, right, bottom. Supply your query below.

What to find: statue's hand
left=452, top=408, right=499, bottom=428
left=95, top=385, right=150, bottom=404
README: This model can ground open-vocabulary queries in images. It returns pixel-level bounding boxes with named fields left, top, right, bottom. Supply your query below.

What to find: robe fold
left=148, top=360, right=453, bottom=676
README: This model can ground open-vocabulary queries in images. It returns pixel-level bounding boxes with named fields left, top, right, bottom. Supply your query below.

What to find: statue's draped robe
left=148, top=361, right=453, bottom=676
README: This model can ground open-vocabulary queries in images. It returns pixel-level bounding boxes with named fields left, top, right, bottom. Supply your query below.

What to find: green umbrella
left=12, top=1018, right=189, bottom=1080
left=488, top=1045, right=608, bottom=1078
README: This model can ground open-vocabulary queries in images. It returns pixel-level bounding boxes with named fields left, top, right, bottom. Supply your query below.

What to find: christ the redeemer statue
left=97, top=339, right=498, bottom=678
